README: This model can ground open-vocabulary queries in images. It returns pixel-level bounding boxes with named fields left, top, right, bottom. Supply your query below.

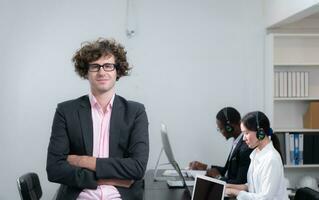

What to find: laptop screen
left=191, top=175, right=226, bottom=200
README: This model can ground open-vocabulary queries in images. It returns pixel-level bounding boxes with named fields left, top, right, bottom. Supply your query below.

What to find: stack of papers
left=186, top=170, right=206, bottom=178
left=162, top=169, right=187, bottom=177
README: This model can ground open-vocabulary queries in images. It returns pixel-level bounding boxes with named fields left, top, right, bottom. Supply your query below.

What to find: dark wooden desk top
left=144, top=169, right=192, bottom=200
left=143, top=169, right=235, bottom=200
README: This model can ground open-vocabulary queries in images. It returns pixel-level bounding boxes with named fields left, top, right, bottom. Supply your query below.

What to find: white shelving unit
left=284, top=164, right=319, bottom=169
left=274, top=128, right=319, bottom=133
left=265, top=33, right=319, bottom=189
left=274, top=97, right=319, bottom=101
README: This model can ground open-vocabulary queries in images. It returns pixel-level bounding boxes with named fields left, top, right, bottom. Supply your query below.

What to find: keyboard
left=167, top=180, right=195, bottom=187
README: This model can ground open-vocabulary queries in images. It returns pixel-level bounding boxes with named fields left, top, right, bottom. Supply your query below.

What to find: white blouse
left=237, top=142, right=289, bottom=200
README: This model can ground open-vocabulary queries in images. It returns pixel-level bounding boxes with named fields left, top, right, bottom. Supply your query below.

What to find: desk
left=144, top=169, right=192, bottom=200
left=143, top=169, right=234, bottom=200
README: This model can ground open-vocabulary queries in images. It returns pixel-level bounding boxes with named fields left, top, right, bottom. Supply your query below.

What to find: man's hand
left=206, top=168, right=221, bottom=178
left=189, top=161, right=208, bottom=170
left=67, top=155, right=96, bottom=171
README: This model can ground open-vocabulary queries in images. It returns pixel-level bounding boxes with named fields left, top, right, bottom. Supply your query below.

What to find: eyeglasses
left=216, top=127, right=224, bottom=132
left=88, top=63, right=117, bottom=72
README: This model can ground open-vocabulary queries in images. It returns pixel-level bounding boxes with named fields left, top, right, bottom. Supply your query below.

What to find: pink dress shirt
left=77, top=93, right=121, bottom=200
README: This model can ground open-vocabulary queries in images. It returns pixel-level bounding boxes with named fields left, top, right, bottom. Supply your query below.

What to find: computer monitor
left=160, top=123, right=192, bottom=196
left=160, top=123, right=176, bottom=164
left=191, top=175, right=226, bottom=200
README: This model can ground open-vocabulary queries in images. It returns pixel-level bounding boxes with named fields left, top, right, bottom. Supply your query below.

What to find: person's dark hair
left=241, top=111, right=283, bottom=163
left=216, top=107, right=241, bottom=126
left=72, top=38, right=131, bottom=80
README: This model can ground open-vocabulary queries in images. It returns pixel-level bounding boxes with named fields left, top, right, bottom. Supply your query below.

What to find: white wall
left=264, top=0, right=319, bottom=28
left=0, top=0, right=265, bottom=199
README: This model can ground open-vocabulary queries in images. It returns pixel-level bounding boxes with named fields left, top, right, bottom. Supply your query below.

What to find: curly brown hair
left=72, top=38, right=131, bottom=80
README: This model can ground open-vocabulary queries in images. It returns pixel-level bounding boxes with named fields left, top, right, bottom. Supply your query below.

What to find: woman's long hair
left=241, top=111, right=284, bottom=163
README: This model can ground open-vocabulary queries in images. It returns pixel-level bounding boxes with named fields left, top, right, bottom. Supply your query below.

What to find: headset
left=255, top=111, right=266, bottom=140
left=223, top=107, right=234, bottom=133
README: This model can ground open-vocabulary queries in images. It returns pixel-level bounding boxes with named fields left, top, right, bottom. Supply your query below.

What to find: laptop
left=191, top=175, right=226, bottom=200
left=160, top=123, right=193, bottom=197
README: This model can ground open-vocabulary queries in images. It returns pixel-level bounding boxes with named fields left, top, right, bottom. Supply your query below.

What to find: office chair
left=294, top=187, right=319, bottom=200
left=17, top=172, right=42, bottom=200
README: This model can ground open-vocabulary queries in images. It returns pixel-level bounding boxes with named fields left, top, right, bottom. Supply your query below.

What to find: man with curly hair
left=46, top=38, right=149, bottom=200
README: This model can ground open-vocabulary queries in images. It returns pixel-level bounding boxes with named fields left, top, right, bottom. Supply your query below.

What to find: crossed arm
left=66, top=155, right=134, bottom=187
left=67, top=155, right=96, bottom=171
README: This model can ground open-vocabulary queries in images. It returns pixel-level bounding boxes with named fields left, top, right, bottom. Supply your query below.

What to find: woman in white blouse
left=225, top=111, right=289, bottom=200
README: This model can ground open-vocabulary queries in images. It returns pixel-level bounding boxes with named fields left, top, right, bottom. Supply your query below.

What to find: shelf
left=274, top=128, right=319, bottom=133
left=273, top=35, right=319, bottom=65
left=274, top=63, right=319, bottom=67
left=284, top=164, right=319, bottom=169
left=274, top=33, right=319, bottom=37
left=274, top=97, right=319, bottom=101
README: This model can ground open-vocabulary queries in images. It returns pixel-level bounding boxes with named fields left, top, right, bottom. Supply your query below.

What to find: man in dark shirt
left=189, top=107, right=252, bottom=184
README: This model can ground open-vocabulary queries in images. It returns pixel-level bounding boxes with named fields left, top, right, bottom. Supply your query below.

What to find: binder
left=277, top=133, right=286, bottom=164
left=292, top=72, right=296, bottom=97
left=274, top=72, right=279, bottom=97
left=290, top=134, right=295, bottom=165
left=300, top=72, right=305, bottom=97
left=304, top=135, right=319, bottom=164
left=296, top=72, right=301, bottom=97
left=313, top=136, right=319, bottom=164
left=305, top=72, right=309, bottom=97
left=287, top=71, right=292, bottom=97
left=279, top=72, right=284, bottom=97
left=283, top=71, right=288, bottom=97
left=304, top=135, right=313, bottom=164
left=299, top=134, right=303, bottom=165
left=285, top=132, right=290, bottom=165
left=294, top=133, right=300, bottom=165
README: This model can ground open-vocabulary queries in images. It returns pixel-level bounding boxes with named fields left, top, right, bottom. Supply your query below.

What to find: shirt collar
left=233, top=132, right=243, bottom=146
left=249, top=141, right=274, bottom=162
left=89, top=93, right=115, bottom=111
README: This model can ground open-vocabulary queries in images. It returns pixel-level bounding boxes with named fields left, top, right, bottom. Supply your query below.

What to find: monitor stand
left=153, top=147, right=174, bottom=181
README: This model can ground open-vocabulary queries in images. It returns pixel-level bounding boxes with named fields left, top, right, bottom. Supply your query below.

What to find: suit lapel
left=225, top=135, right=244, bottom=169
left=109, top=95, right=124, bottom=157
left=78, top=96, right=93, bottom=156
left=230, top=135, right=244, bottom=159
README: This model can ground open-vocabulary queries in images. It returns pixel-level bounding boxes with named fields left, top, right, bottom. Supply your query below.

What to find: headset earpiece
left=256, top=128, right=266, bottom=140
left=223, top=108, right=234, bottom=133
left=256, top=112, right=266, bottom=140
left=225, top=124, right=234, bottom=133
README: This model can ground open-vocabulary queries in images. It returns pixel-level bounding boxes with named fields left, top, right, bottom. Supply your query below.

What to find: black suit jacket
left=46, top=95, right=149, bottom=200
left=212, top=135, right=252, bottom=184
